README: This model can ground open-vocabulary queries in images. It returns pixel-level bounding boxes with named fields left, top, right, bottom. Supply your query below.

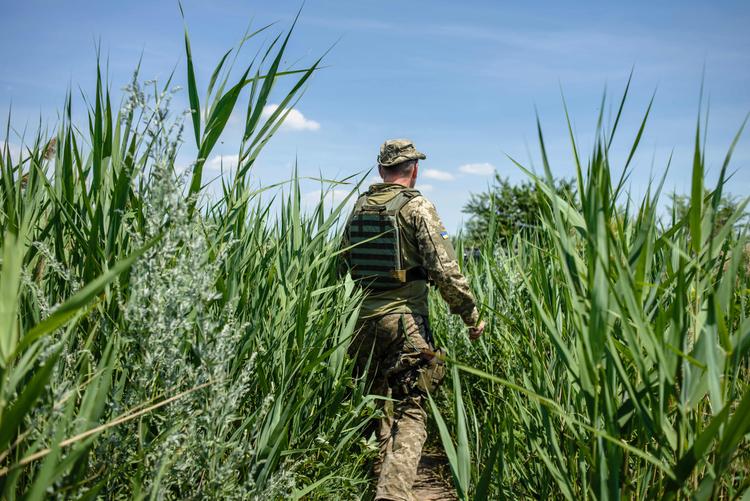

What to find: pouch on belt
left=417, top=347, right=446, bottom=393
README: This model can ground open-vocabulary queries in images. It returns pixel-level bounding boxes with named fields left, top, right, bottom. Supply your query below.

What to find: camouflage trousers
left=349, top=313, right=445, bottom=501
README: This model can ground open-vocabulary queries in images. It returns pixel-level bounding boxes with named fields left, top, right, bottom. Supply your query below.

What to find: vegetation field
left=1, top=19, right=749, bottom=500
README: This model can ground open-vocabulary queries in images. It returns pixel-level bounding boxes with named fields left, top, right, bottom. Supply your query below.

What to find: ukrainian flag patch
left=440, top=231, right=449, bottom=239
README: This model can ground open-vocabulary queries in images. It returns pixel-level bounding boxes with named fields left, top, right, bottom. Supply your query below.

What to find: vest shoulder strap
left=382, top=189, right=422, bottom=215
left=352, top=192, right=369, bottom=211
left=357, top=189, right=422, bottom=215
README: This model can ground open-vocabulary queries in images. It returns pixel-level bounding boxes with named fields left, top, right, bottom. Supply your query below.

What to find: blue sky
left=2, top=0, right=749, bottom=231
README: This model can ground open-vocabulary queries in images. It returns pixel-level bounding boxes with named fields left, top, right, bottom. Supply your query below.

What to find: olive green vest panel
left=347, top=189, right=426, bottom=291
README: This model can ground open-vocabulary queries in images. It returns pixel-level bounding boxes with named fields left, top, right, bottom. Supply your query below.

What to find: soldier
left=343, top=139, right=485, bottom=501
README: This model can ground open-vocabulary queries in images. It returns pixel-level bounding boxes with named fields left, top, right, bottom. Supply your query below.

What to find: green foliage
left=670, top=190, right=748, bottom=234
left=462, top=175, right=576, bottom=245
left=0, top=16, right=374, bottom=499
left=430, top=88, right=750, bottom=499
left=1, top=10, right=749, bottom=500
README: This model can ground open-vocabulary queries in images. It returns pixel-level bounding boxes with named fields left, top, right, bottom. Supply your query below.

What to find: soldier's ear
left=378, top=165, right=384, bottom=179
left=412, top=161, right=419, bottom=179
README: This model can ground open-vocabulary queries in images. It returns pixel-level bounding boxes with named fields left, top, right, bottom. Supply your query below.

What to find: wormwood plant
left=0, top=14, right=375, bottom=500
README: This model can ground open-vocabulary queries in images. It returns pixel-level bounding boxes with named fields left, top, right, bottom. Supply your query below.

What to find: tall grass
left=2, top=13, right=749, bottom=500
left=0, top=18, right=375, bottom=499
left=430, top=86, right=750, bottom=499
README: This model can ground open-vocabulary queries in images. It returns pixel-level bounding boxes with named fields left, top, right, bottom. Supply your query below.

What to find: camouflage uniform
left=344, top=140, right=479, bottom=501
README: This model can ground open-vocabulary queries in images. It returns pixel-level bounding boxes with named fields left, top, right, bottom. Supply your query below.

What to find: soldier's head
left=377, top=139, right=426, bottom=188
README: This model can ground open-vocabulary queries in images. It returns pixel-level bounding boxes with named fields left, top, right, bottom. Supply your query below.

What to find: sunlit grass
left=0, top=17, right=374, bottom=500
left=430, top=85, right=750, bottom=499
left=1, top=13, right=749, bottom=501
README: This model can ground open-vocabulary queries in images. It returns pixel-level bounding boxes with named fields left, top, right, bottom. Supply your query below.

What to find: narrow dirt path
left=411, top=447, right=457, bottom=501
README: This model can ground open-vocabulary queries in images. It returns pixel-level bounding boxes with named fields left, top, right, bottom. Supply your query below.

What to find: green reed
left=430, top=83, right=750, bottom=499
left=0, top=16, right=376, bottom=500
left=2, top=12, right=749, bottom=500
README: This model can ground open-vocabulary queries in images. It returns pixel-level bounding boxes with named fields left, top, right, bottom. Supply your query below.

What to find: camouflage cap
left=377, top=139, right=427, bottom=167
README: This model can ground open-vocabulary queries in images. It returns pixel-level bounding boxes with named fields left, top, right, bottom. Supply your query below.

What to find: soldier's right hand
left=468, top=320, right=485, bottom=341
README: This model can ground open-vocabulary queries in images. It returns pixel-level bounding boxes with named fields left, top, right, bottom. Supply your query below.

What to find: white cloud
left=261, top=104, right=320, bottom=132
left=422, top=168, right=455, bottom=181
left=459, top=162, right=495, bottom=175
left=207, top=154, right=239, bottom=171
left=417, top=183, right=434, bottom=192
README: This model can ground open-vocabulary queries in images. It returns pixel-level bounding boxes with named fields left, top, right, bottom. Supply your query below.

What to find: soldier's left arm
left=409, top=198, right=480, bottom=326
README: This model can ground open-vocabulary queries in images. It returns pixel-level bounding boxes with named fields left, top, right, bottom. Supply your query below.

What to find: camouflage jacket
left=341, top=183, right=479, bottom=325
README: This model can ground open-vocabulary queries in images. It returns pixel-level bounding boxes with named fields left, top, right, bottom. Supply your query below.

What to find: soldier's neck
left=380, top=177, right=414, bottom=188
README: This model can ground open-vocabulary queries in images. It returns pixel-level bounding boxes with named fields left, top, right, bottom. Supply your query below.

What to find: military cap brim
left=378, top=151, right=427, bottom=167
left=377, top=139, right=427, bottom=167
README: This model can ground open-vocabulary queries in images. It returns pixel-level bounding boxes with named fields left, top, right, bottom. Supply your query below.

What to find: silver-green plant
left=0, top=12, right=376, bottom=500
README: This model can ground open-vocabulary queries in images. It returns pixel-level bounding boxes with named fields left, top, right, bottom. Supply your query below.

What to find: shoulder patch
left=440, top=231, right=449, bottom=239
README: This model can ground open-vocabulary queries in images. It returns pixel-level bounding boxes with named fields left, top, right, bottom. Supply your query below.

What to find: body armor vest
left=347, top=189, right=427, bottom=291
